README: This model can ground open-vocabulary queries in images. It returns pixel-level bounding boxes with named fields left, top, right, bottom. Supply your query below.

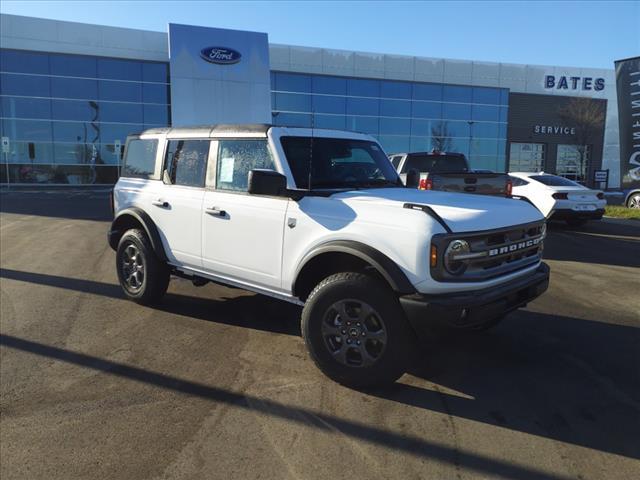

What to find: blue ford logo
left=200, top=47, right=241, bottom=65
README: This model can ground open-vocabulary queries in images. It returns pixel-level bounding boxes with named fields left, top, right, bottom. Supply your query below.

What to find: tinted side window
left=165, top=140, right=209, bottom=187
left=216, top=140, right=275, bottom=192
left=123, top=139, right=158, bottom=178
left=391, top=156, right=402, bottom=169
left=530, top=175, right=580, bottom=187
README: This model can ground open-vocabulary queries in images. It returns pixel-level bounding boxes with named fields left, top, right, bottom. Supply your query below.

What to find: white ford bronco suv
left=109, top=124, right=549, bottom=388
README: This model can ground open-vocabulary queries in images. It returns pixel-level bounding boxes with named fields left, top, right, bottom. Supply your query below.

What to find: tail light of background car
left=506, top=179, right=513, bottom=196
left=419, top=178, right=433, bottom=190
left=552, top=192, right=568, bottom=200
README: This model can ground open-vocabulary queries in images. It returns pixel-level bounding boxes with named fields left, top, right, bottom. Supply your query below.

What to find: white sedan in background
left=509, top=172, right=606, bottom=226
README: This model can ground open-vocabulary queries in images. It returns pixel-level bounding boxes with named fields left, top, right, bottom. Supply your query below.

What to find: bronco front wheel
left=301, top=272, right=413, bottom=388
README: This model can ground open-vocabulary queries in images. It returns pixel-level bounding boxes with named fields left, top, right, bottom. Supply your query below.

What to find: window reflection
left=381, top=81, right=412, bottom=99
left=314, top=115, right=346, bottom=130
left=380, top=99, right=411, bottom=118
left=346, top=97, right=379, bottom=116
left=0, top=48, right=170, bottom=185
left=443, top=85, right=472, bottom=103
left=51, top=100, right=96, bottom=121
left=0, top=50, right=49, bottom=74
left=312, top=76, right=346, bottom=95
left=50, top=54, right=97, bottom=78
left=97, top=58, right=142, bottom=81
left=312, top=95, right=345, bottom=114
left=99, top=80, right=142, bottom=102
left=1, top=97, right=52, bottom=119
left=1, top=73, right=51, bottom=96
left=51, top=77, right=98, bottom=100
left=379, top=118, right=410, bottom=135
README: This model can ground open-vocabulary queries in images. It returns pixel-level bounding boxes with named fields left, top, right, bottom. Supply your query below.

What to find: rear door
left=149, top=139, right=209, bottom=268
left=201, top=138, right=289, bottom=290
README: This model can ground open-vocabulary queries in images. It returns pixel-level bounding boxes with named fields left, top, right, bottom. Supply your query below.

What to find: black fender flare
left=108, top=207, right=168, bottom=262
left=293, top=240, right=416, bottom=295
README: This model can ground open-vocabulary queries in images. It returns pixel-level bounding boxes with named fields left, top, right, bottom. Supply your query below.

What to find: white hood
left=331, top=188, right=544, bottom=232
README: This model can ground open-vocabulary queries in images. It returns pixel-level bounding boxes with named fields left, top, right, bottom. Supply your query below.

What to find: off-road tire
left=116, top=228, right=170, bottom=305
left=301, top=272, right=413, bottom=388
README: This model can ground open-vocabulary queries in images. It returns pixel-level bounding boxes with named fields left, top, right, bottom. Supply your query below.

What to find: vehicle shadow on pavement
left=544, top=220, right=640, bottom=268
left=0, top=332, right=581, bottom=480
left=1, top=267, right=638, bottom=462
left=377, top=310, right=640, bottom=461
left=0, top=268, right=301, bottom=336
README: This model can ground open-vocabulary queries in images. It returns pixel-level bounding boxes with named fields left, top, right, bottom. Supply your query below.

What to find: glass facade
left=0, top=49, right=170, bottom=184
left=509, top=143, right=545, bottom=172
left=1, top=49, right=510, bottom=184
left=271, top=71, right=509, bottom=172
left=556, top=144, right=590, bottom=182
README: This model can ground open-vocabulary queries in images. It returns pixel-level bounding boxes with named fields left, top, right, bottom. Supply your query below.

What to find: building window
left=509, top=143, right=545, bottom=172
left=0, top=48, right=171, bottom=185
left=556, top=144, right=589, bottom=183
left=271, top=71, right=509, bottom=172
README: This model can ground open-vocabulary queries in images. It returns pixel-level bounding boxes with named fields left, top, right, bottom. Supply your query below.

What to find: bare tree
left=558, top=98, right=605, bottom=183
left=430, top=121, right=453, bottom=152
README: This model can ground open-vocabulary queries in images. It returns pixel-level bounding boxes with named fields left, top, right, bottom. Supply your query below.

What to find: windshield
left=280, top=136, right=401, bottom=190
left=400, top=154, right=468, bottom=174
left=530, top=175, right=582, bottom=187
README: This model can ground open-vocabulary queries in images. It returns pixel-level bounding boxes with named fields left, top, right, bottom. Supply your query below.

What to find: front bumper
left=551, top=208, right=605, bottom=220
left=399, top=262, right=550, bottom=329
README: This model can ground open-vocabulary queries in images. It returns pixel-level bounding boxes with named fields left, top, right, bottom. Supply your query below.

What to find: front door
left=201, top=139, right=289, bottom=290
left=150, top=139, right=210, bottom=268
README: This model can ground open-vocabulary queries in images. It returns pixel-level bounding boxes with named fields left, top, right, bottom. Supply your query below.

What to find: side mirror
left=248, top=169, right=287, bottom=196
left=406, top=168, right=420, bottom=188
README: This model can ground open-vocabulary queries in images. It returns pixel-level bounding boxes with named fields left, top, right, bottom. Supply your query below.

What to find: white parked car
left=509, top=172, right=606, bottom=226
left=109, top=125, right=550, bottom=388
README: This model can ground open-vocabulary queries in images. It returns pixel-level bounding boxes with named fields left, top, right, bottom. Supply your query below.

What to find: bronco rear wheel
left=301, top=272, right=413, bottom=388
left=116, top=228, right=169, bottom=305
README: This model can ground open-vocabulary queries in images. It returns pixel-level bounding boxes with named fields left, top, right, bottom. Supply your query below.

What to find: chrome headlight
left=444, top=239, right=470, bottom=275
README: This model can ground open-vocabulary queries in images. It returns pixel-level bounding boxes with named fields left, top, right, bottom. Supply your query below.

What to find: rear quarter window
left=530, top=175, right=580, bottom=187
left=122, top=138, right=158, bottom=178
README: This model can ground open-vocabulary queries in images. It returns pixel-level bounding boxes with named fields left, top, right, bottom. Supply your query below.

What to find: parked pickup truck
left=109, top=125, right=549, bottom=388
left=390, top=151, right=512, bottom=196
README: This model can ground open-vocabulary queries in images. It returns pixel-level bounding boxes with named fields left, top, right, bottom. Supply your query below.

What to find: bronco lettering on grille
left=488, top=237, right=542, bottom=257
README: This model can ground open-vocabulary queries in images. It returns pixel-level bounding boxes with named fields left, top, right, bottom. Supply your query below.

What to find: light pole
left=467, top=120, right=474, bottom=163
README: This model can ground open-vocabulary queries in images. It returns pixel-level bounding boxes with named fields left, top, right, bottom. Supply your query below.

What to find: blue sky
left=2, top=1, right=638, bottom=68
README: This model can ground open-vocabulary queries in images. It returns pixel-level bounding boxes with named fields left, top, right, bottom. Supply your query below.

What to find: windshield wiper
left=309, top=180, right=362, bottom=190
left=309, top=179, right=401, bottom=190
left=358, top=179, right=403, bottom=188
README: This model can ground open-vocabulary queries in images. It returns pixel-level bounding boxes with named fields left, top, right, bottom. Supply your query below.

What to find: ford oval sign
left=200, top=47, right=241, bottom=65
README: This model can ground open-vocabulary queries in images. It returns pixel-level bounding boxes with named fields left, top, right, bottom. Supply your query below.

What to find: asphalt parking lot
left=1, top=190, right=639, bottom=480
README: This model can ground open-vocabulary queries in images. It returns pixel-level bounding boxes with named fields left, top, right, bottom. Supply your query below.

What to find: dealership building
left=0, top=14, right=622, bottom=187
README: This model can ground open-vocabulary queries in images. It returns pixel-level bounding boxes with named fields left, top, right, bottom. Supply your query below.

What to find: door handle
left=152, top=199, right=170, bottom=208
left=205, top=206, right=227, bottom=217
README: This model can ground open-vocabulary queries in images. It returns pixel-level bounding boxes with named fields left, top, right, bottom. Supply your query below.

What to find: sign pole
left=2, top=136, right=10, bottom=189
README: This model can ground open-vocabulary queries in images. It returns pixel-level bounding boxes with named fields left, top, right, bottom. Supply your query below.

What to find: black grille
left=431, top=221, right=545, bottom=282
